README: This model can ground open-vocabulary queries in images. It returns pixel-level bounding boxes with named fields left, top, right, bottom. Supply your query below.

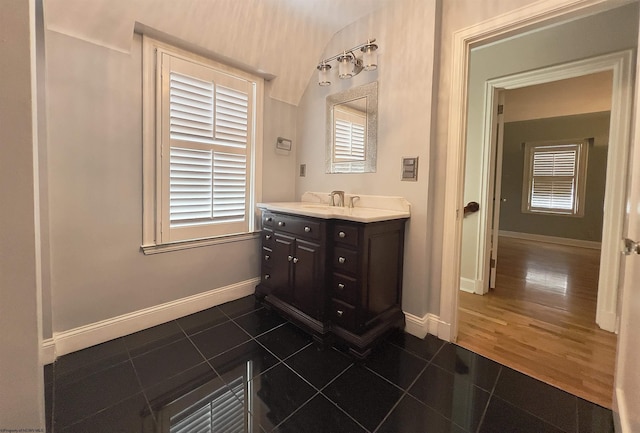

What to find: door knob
left=463, top=201, right=480, bottom=216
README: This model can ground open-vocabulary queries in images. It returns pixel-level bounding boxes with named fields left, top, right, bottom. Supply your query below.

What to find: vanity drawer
left=333, top=224, right=359, bottom=248
left=333, top=247, right=358, bottom=275
left=262, top=247, right=273, bottom=268
left=273, top=214, right=321, bottom=240
left=262, top=229, right=275, bottom=248
left=262, top=212, right=275, bottom=228
left=331, top=299, right=356, bottom=331
left=331, top=273, right=358, bottom=305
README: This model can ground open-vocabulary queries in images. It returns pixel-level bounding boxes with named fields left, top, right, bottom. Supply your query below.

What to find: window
left=522, top=140, right=588, bottom=216
left=332, top=105, right=366, bottom=173
left=142, top=37, right=263, bottom=252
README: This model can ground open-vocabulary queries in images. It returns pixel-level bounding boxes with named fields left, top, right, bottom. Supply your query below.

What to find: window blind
left=526, top=143, right=584, bottom=215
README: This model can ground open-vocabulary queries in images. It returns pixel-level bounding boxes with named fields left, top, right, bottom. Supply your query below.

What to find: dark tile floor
left=45, top=295, right=614, bottom=433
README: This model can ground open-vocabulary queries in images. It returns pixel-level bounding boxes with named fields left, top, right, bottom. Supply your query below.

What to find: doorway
left=457, top=71, right=619, bottom=407
left=438, top=1, right=639, bottom=427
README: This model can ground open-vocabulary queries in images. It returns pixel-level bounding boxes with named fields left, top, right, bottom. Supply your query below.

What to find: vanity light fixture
left=317, top=39, right=378, bottom=86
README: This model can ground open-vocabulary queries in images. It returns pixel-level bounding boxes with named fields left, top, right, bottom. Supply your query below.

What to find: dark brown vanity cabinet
left=257, top=212, right=328, bottom=334
left=256, top=210, right=407, bottom=358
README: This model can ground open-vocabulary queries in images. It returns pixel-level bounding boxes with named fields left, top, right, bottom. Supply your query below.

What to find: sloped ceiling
left=44, top=0, right=393, bottom=105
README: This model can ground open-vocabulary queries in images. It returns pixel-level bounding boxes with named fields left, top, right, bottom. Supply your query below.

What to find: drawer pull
left=265, top=274, right=270, bottom=280
left=266, top=217, right=272, bottom=222
left=338, top=231, right=346, bottom=238
left=338, top=257, right=346, bottom=264
left=265, top=234, right=272, bottom=240
left=264, top=254, right=270, bottom=261
left=337, top=283, right=345, bottom=290
left=278, top=221, right=285, bottom=227
left=293, top=257, right=299, bottom=264
left=336, top=310, right=344, bottom=317
left=288, top=255, right=293, bottom=262
left=304, top=226, right=311, bottom=233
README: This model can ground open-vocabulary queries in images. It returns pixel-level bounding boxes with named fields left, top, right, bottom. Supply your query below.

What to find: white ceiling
left=44, top=0, right=393, bottom=104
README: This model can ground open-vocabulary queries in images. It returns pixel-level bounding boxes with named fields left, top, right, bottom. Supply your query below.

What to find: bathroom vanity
left=255, top=193, right=410, bottom=358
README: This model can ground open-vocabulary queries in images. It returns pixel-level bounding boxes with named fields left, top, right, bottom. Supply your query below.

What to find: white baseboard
left=459, top=277, right=475, bottom=293
left=41, top=338, right=55, bottom=365
left=614, top=387, right=627, bottom=433
left=52, top=278, right=259, bottom=358
left=499, top=230, right=601, bottom=249
left=460, top=277, right=485, bottom=295
left=404, top=311, right=452, bottom=342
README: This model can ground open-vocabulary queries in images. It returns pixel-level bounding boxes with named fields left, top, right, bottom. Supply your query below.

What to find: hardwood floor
left=456, top=236, right=617, bottom=408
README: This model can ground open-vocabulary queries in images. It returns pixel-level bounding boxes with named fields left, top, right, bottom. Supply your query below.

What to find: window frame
left=142, top=36, right=263, bottom=254
left=521, top=139, right=589, bottom=217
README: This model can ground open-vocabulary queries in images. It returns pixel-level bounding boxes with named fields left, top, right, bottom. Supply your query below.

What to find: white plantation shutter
left=169, top=376, right=245, bottom=433
left=161, top=53, right=254, bottom=242
left=524, top=142, right=587, bottom=215
left=332, top=106, right=366, bottom=173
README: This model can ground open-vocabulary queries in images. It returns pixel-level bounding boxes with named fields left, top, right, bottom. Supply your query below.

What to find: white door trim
left=475, top=50, right=633, bottom=332
left=439, top=0, right=633, bottom=342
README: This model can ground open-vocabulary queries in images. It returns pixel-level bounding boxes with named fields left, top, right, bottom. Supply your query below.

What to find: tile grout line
left=474, top=365, right=503, bottom=433
left=370, top=343, right=445, bottom=433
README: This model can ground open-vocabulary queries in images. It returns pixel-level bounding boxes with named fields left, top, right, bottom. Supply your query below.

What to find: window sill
left=141, top=232, right=260, bottom=255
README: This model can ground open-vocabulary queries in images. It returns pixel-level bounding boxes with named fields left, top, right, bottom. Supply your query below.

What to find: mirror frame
left=325, top=81, right=378, bottom=173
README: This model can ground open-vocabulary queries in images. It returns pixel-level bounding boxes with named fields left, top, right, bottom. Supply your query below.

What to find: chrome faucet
left=349, top=195, right=360, bottom=208
left=329, top=190, right=345, bottom=207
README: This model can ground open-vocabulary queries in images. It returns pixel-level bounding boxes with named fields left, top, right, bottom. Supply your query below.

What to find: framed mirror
left=326, top=81, right=378, bottom=173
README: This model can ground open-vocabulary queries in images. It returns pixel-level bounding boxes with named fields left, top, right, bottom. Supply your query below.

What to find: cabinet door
left=272, top=233, right=295, bottom=302
left=292, top=238, right=322, bottom=318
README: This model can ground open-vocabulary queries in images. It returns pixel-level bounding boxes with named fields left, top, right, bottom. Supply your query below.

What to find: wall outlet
left=299, top=164, right=306, bottom=177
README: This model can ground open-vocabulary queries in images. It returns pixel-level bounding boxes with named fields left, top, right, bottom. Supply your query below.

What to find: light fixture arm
left=318, top=39, right=377, bottom=65
left=316, top=38, right=377, bottom=86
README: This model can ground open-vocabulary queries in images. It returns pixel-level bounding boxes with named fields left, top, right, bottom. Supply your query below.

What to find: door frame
left=438, top=0, right=636, bottom=342
left=474, top=51, right=633, bottom=332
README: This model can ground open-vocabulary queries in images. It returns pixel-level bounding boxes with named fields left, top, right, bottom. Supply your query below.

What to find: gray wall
left=499, top=112, right=610, bottom=242
left=295, top=0, right=440, bottom=317
left=45, top=30, right=296, bottom=333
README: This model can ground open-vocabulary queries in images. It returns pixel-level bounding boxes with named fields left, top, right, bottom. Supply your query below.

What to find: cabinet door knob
left=304, top=226, right=311, bottom=232
left=338, top=231, right=346, bottom=238
left=336, top=310, right=344, bottom=317
left=265, top=274, right=270, bottom=280
left=337, top=283, right=345, bottom=290
left=265, top=234, right=272, bottom=240
left=278, top=221, right=285, bottom=227
left=292, top=257, right=299, bottom=264
left=288, top=255, right=293, bottom=261
left=264, top=254, right=270, bottom=261
left=338, top=257, right=346, bottom=264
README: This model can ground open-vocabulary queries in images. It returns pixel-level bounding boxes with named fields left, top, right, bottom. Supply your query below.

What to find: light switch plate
left=299, top=164, right=306, bottom=177
left=401, top=157, right=418, bottom=181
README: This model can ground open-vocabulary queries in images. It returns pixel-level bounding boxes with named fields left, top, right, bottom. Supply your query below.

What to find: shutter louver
left=212, top=152, right=246, bottom=222
left=215, top=85, right=248, bottom=147
left=170, top=376, right=245, bottom=433
left=170, top=147, right=213, bottom=225
left=334, top=119, right=366, bottom=161
left=170, top=72, right=214, bottom=142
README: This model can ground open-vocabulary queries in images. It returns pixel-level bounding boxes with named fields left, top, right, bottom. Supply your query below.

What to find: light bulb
left=361, top=43, right=378, bottom=71
left=317, top=63, right=331, bottom=86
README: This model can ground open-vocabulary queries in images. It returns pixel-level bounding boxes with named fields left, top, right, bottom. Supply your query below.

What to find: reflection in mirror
left=326, top=81, right=377, bottom=173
